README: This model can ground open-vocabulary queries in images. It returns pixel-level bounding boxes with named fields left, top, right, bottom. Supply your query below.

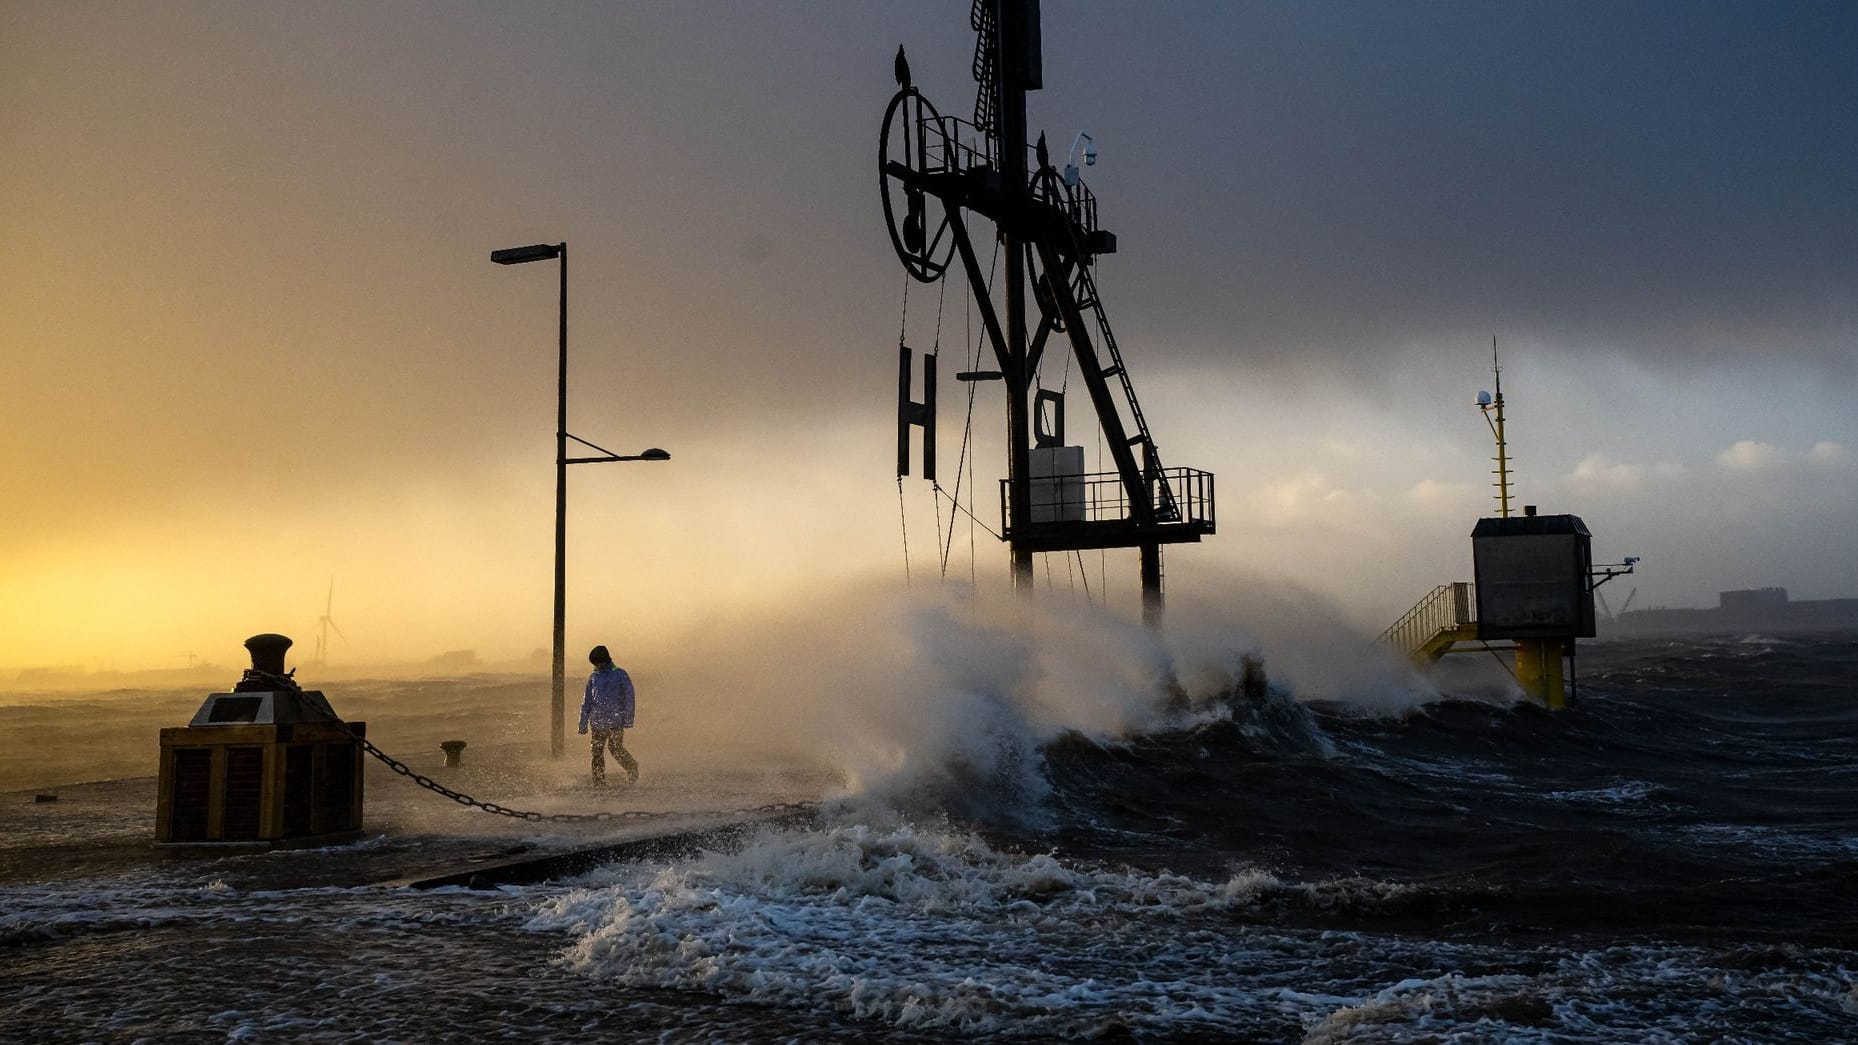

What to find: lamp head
left=1476, top=390, right=1493, bottom=407
left=491, top=243, right=563, bottom=265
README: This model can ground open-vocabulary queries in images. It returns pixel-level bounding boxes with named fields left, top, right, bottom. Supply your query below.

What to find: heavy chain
left=244, top=669, right=817, bottom=826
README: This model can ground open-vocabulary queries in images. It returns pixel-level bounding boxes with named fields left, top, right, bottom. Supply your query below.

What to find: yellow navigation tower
left=1380, top=341, right=1636, bottom=709
left=1473, top=339, right=1561, bottom=704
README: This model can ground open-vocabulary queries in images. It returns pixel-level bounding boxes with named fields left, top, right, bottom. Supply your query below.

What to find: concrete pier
left=4, top=771, right=819, bottom=892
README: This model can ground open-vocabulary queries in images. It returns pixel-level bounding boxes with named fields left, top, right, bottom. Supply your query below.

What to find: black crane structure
left=881, top=0, right=1215, bottom=624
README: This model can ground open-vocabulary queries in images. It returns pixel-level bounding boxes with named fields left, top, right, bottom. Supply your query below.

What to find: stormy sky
left=3, top=1, right=1854, bottom=670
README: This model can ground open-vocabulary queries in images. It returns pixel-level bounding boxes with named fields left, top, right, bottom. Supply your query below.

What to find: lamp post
left=492, top=241, right=670, bottom=758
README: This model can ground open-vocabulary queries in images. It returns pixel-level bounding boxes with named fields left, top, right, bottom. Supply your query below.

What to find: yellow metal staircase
left=1380, top=582, right=1479, bottom=665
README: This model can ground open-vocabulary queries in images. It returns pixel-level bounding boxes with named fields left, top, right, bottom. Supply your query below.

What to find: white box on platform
left=1029, top=445, right=1086, bottom=523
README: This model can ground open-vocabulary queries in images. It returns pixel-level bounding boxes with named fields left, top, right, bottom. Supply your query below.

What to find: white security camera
left=1066, top=131, right=1096, bottom=180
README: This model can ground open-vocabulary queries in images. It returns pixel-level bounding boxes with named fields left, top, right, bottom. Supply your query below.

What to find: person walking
left=577, top=644, right=639, bottom=786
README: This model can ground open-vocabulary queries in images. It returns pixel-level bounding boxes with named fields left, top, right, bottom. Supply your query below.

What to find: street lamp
left=492, top=241, right=670, bottom=759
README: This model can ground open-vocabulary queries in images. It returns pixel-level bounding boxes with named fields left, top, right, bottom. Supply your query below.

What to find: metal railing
left=1378, top=582, right=1476, bottom=655
left=999, top=467, right=1215, bottom=535
left=1032, top=164, right=1099, bottom=239
left=921, top=113, right=994, bottom=177
left=917, top=114, right=1102, bottom=239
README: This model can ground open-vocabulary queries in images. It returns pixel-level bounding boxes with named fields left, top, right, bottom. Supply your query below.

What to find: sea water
left=3, top=618, right=1855, bottom=1041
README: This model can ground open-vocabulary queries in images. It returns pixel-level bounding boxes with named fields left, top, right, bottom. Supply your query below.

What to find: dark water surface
left=3, top=634, right=1854, bottom=1041
left=1047, top=634, right=1858, bottom=944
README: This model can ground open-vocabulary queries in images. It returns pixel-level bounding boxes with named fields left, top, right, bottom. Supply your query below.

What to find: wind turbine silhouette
left=314, top=577, right=347, bottom=667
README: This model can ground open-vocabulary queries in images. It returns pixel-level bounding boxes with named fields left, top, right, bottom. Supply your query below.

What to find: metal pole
left=551, top=243, right=568, bottom=759
left=1000, top=0, right=1034, bottom=594
left=1140, top=544, right=1162, bottom=626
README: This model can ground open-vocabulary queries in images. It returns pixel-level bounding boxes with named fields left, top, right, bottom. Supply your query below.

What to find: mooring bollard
left=440, top=740, right=468, bottom=768
left=155, top=633, right=366, bottom=845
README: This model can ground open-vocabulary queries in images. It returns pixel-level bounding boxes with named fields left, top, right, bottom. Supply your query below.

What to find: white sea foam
left=1542, top=779, right=1663, bottom=808
left=4, top=836, right=1853, bottom=1041
left=1670, top=822, right=1858, bottom=861
left=523, top=818, right=1432, bottom=1036
left=1302, top=945, right=1858, bottom=1045
left=517, top=817, right=1858, bottom=1038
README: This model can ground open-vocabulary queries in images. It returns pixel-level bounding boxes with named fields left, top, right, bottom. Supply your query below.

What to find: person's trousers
left=590, top=728, right=639, bottom=784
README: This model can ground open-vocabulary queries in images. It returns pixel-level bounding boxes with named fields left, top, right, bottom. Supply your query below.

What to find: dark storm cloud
left=303, top=0, right=1848, bottom=424
left=1021, top=1, right=1858, bottom=373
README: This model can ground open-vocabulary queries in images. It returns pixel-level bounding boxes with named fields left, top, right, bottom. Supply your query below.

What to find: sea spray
left=1162, top=574, right=1458, bottom=716
left=633, top=572, right=1475, bottom=802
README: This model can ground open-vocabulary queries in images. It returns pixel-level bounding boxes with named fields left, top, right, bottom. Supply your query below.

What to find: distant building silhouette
left=1613, top=587, right=1858, bottom=635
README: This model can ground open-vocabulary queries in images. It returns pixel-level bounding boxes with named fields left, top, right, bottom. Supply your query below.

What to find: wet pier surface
left=0, top=769, right=877, bottom=1045
left=1, top=671, right=833, bottom=891
left=0, top=715, right=865, bottom=1043
left=2, top=757, right=824, bottom=892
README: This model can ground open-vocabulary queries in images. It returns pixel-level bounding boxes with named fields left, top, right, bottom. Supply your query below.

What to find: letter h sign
left=896, top=343, right=935, bottom=481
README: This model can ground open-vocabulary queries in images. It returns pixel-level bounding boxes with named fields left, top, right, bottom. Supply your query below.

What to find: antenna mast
left=1480, top=336, right=1512, bottom=518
